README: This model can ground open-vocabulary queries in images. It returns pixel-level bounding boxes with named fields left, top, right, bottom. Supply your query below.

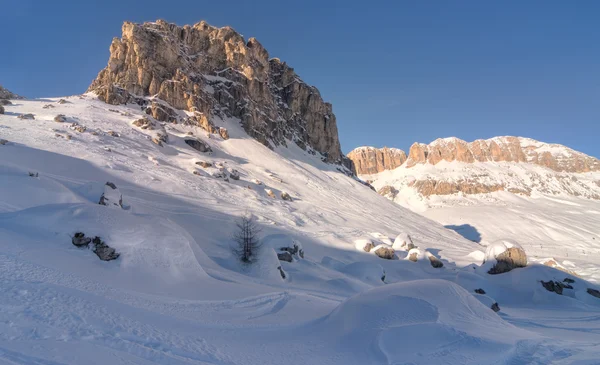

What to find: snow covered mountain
left=2, top=19, right=600, bottom=364
left=348, top=137, right=600, bottom=282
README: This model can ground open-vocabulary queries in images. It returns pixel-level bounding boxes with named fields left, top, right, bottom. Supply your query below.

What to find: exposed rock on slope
left=88, top=19, right=344, bottom=163
left=347, top=147, right=406, bottom=175
left=0, top=85, right=23, bottom=100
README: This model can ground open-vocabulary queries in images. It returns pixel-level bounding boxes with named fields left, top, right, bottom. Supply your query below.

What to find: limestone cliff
left=405, top=137, right=600, bottom=173
left=349, top=136, right=600, bottom=199
left=88, top=20, right=343, bottom=163
left=347, top=147, right=407, bottom=175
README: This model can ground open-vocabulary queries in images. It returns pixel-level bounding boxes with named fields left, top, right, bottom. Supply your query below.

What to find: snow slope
left=1, top=95, right=600, bottom=364
left=363, top=154, right=600, bottom=284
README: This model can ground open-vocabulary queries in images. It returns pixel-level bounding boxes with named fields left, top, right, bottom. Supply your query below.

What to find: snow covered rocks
left=373, top=244, right=395, bottom=260
left=92, top=236, right=120, bottom=261
left=354, top=238, right=375, bottom=253
left=54, top=114, right=67, bottom=123
left=72, top=232, right=92, bottom=247
left=541, top=280, right=573, bottom=295
left=98, top=182, right=123, bottom=208
left=483, top=240, right=527, bottom=274
left=0, top=105, right=4, bottom=114
left=426, top=251, right=444, bottom=268
left=277, top=241, right=304, bottom=262
left=185, top=138, right=212, bottom=153
left=71, top=233, right=120, bottom=261
left=17, top=113, right=35, bottom=120
left=280, top=191, right=292, bottom=201
left=393, top=232, right=415, bottom=251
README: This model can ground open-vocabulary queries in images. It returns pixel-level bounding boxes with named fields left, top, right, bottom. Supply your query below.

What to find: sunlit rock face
left=89, top=19, right=344, bottom=163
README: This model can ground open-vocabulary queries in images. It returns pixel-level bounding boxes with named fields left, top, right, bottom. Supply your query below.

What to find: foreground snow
left=1, top=96, right=600, bottom=364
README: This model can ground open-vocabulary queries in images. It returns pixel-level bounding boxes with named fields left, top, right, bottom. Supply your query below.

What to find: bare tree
left=233, top=212, right=262, bottom=262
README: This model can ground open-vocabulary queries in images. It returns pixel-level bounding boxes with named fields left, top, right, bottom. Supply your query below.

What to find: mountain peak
left=88, top=19, right=344, bottom=163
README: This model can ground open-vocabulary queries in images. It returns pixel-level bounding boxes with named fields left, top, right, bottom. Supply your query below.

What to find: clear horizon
left=1, top=0, right=598, bottom=158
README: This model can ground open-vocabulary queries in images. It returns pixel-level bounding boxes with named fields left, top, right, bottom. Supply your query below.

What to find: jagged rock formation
left=347, top=147, right=406, bottom=175
left=0, top=85, right=23, bottom=100
left=405, top=137, right=600, bottom=173
left=88, top=20, right=343, bottom=163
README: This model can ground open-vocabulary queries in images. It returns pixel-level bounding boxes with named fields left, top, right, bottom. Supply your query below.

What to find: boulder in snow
left=228, top=168, right=240, bottom=180
left=0, top=139, right=8, bottom=145
left=354, top=238, right=375, bottom=253
left=426, top=251, right=444, bottom=268
left=219, top=127, right=229, bottom=140
left=98, top=182, right=123, bottom=208
left=185, top=138, right=212, bottom=153
left=491, top=302, right=501, bottom=312
left=484, top=240, right=527, bottom=274
left=0, top=99, right=11, bottom=105
left=393, top=232, right=415, bottom=251
left=587, top=288, right=600, bottom=299
left=280, top=191, right=292, bottom=201
left=265, top=189, right=276, bottom=198
left=72, top=232, right=92, bottom=247
left=373, top=244, right=395, bottom=260
left=92, top=236, right=120, bottom=261
left=474, top=288, right=486, bottom=295
left=407, top=248, right=422, bottom=262
left=17, top=113, right=35, bottom=120
left=279, top=241, right=304, bottom=259
left=0, top=105, right=4, bottom=114
left=196, top=160, right=212, bottom=168
left=277, top=251, right=293, bottom=262
left=54, top=114, right=67, bottom=123
left=541, top=280, right=572, bottom=295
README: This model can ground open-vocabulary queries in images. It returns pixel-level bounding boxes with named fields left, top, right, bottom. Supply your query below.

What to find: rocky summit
left=88, top=20, right=344, bottom=163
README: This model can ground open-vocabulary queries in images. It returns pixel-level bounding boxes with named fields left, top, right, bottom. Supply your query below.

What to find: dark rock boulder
left=185, top=139, right=212, bottom=153
left=72, top=232, right=92, bottom=247
left=491, top=303, right=500, bottom=312
left=587, top=288, right=600, bottom=299
left=92, top=236, right=120, bottom=261
left=474, top=288, right=486, bottom=295
left=17, top=113, right=35, bottom=120
left=277, top=251, right=293, bottom=262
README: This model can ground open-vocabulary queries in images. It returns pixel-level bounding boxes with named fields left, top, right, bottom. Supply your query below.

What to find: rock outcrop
left=0, top=85, right=23, bottom=100
left=88, top=19, right=344, bottom=163
left=347, top=147, right=407, bottom=175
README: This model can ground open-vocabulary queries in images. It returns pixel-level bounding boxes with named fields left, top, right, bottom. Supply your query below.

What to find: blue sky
left=1, top=0, right=599, bottom=157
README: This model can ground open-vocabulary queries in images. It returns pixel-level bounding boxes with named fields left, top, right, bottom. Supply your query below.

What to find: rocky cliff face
left=346, top=147, right=406, bottom=175
left=349, top=136, right=600, bottom=200
left=88, top=20, right=344, bottom=163
left=405, top=136, right=600, bottom=173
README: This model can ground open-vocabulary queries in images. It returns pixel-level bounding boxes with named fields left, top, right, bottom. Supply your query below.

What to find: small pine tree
left=233, top=212, right=262, bottom=262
